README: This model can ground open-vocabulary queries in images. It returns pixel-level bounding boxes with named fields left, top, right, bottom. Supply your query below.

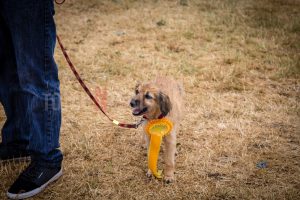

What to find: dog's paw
left=146, top=170, right=152, bottom=178
left=164, top=175, right=175, bottom=184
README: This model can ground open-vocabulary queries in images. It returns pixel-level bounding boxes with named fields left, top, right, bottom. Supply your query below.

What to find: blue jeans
left=0, top=0, right=62, bottom=167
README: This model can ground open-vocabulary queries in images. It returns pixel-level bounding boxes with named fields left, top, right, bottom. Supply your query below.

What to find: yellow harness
left=145, top=118, right=173, bottom=179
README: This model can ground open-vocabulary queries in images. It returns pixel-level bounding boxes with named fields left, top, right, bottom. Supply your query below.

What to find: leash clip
left=135, top=118, right=146, bottom=129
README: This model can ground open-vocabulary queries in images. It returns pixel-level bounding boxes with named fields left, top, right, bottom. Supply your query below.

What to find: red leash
left=56, top=35, right=142, bottom=129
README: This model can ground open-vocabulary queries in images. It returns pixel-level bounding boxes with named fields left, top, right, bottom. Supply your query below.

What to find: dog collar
left=142, top=113, right=165, bottom=120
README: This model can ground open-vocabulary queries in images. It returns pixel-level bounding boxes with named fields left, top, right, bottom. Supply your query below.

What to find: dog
left=130, top=77, right=184, bottom=183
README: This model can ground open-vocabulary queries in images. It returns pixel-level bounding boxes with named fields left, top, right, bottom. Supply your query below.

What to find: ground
left=1, top=0, right=299, bottom=199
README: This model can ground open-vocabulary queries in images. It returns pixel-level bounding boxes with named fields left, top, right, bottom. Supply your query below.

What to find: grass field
left=1, top=0, right=299, bottom=199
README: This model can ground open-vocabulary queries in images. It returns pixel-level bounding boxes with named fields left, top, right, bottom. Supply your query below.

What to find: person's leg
left=0, top=7, right=30, bottom=160
left=1, top=0, right=63, bottom=167
left=1, top=0, right=63, bottom=198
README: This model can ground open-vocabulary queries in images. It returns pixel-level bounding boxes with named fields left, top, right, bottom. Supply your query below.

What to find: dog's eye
left=145, top=93, right=152, bottom=99
left=135, top=90, right=139, bottom=95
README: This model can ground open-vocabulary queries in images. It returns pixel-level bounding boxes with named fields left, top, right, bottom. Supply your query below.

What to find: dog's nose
left=130, top=99, right=140, bottom=107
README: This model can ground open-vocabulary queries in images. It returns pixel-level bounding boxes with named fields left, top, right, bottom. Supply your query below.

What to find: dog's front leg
left=141, top=131, right=149, bottom=149
left=144, top=133, right=150, bottom=149
left=164, top=131, right=176, bottom=183
left=144, top=133, right=153, bottom=178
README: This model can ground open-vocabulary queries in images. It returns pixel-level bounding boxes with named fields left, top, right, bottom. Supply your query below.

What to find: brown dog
left=130, top=77, right=184, bottom=183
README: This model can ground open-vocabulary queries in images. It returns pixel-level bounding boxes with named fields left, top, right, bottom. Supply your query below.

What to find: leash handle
left=56, top=35, right=139, bottom=129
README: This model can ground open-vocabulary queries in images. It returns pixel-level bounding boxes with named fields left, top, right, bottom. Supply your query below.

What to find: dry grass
left=1, top=0, right=300, bottom=199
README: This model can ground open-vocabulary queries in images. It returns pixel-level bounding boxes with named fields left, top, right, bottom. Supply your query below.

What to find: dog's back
left=154, top=76, right=184, bottom=123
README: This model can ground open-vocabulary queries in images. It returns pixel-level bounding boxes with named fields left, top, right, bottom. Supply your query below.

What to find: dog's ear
left=158, top=92, right=172, bottom=116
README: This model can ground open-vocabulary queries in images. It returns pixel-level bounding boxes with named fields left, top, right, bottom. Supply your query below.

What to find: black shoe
left=0, top=142, right=30, bottom=163
left=7, top=162, right=62, bottom=199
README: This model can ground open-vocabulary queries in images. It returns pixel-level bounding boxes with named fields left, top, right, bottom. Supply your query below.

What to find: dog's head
left=130, top=83, right=172, bottom=118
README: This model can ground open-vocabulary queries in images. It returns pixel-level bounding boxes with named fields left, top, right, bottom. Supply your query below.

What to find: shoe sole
left=0, top=156, right=31, bottom=164
left=7, top=169, right=63, bottom=200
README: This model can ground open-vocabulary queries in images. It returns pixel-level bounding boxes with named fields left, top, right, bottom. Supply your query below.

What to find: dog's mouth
left=132, top=107, right=148, bottom=116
